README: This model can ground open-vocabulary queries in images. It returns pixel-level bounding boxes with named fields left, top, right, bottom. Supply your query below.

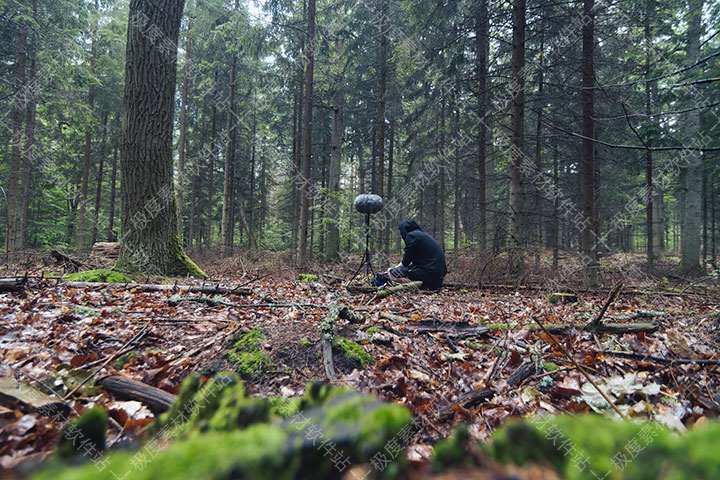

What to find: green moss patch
left=297, top=273, right=318, bottom=282
left=432, top=414, right=720, bottom=480
left=226, top=329, right=272, bottom=380
left=333, top=337, right=375, bottom=368
left=56, top=407, right=107, bottom=462
left=63, top=269, right=133, bottom=283
left=115, top=352, right=137, bottom=370
left=547, top=292, right=578, bottom=304
left=39, top=375, right=412, bottom=480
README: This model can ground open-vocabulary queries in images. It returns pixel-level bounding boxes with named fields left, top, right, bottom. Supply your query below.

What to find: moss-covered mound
left=333, top=337, right=375, bottom=369
left=225, top=329, right=273, bottom=380
left=436, top=414, right=720, bottom=479
left=62, top=269, right=134, bottom=283
left=36, top=374, right=412, bottom=480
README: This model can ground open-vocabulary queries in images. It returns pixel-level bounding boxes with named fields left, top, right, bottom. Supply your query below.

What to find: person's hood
left=398, top=219, right=422, bottom=241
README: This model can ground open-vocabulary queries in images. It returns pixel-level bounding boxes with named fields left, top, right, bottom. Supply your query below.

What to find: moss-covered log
left=375, top=281, right=423, bottom=299
left=483, top=415, right=720, bottom=479
left=37, top=374, right=412, bottom=480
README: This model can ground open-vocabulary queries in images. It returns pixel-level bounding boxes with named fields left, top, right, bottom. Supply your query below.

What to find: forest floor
left=1, top=248, right=719, bottom=476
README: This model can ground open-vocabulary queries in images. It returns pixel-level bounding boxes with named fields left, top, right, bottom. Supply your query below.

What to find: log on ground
left=97, top=375, right=177, bottom=413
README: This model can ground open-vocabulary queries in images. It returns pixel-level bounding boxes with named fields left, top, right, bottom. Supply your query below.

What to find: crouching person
left=383, top=219, right=446, bottom=291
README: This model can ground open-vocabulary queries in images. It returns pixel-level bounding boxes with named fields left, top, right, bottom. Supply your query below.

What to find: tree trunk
left=221, top=0, right=239, bottom=257
left=291, top=84, right=300, bottom=259
left=532, top=29, right=544, bottom=265
left=326, top=38, right=344, bottom=262
left=679, top=0, right=704, bottom=275
left=298, top=0, right=316, bottom=266
left=552, top=136, right=559, bottom=269
left=92, top=113, right=109, bottom=246
left=6, top=15, right=27, bottom=254
left=580, top=0, right=597, bottom=285
left=107, top=144, right=118, bottom=241
left=702, top=160, right=707, bottom=263
left=205, top=90, right=217, bottom=249
left=115, top=0, right=203, bottom=277
left=453, top=103, right=460, bottom=252
left=476, top=0, right=488, bottom=252
left=377, top=0, right=387, bottom=265
left=508, top=0, right=525, bottom=271
left=644, top=0, right=654, bottom=272
left=176, top=16, right=192, bottom=237
left=19, top=0, right=37, bottom=249
left=438, top=95, right=446, bottom=250
left=387, top=116, right=395, bottom=252
left=77, top=25, right=97, bottom=253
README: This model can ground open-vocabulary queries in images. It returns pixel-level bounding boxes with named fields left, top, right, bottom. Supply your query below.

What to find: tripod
left=347, top=213, right=377, bottom=287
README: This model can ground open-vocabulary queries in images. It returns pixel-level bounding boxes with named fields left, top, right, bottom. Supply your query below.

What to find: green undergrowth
left=333, top=337, right=375, bottom=368
left=435, top=414, right=720, bottom=479
left=62, top=269, right=133, bottom=283
left=36, top=373, right=412, bottom=480
left=225, top=329, right=272, bottom=379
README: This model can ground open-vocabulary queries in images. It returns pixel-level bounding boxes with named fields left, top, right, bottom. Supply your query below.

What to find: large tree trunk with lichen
left=115, top=0, right=204, bottom=277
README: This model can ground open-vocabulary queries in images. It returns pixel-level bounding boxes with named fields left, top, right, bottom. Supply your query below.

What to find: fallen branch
left=378, top=312, right=490, bottom=338
left=603, top=350, right=720, bottom=365
left=430, top=362, right=536, bottom=423
left=375, top=281, right=423, bottom=299
left=50, top=250, right=85, bottom=271
left=404, top=320, right=490, bottom=339
left=584, top=322, right=658, bottom=334
left=321, top=306, right=340, bottom=381
left=346, top=285, right=377, bottom=294
left=532, top=317, right=626, bottom=419
left=97, top=375, right=177, bottom=412
left=0, top=277, right=27, bottom=292
left=64, top=321, right=151, bottom=399
left=62, top=281, right=252, bottom=295
left=172, top=296, right=364, bottom=324
left=589, top=282, right=623, bottom=328
left=379, top=311, right=409, bottom=323
left=480, top=322, right=658, bottom=335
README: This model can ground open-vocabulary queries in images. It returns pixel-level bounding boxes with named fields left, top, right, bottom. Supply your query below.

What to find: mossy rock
left=62, top=269, right=133, bottom=283
left=482, top=414, right=720, bottom=479
left=547, top=292, right=578, bottom=304
left=332, top=337, right=375, bottom=369
left=225, top=329, right=272, bottom=380
left=297, top=273, right=318, bottom=282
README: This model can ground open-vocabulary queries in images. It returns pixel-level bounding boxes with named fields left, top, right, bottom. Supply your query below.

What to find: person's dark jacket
left=398, top=219, right=447, bottom=288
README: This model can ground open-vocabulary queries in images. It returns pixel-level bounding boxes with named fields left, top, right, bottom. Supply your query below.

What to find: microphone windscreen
left=353, top=194, right=383, bottom=214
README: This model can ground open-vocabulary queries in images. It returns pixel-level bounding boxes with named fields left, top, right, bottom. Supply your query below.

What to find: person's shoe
left=373, top=272, right=390, bottom=286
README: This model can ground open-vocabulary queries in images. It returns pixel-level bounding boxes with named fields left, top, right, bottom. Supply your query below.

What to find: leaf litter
left=1, top=263, right=719, bottom=473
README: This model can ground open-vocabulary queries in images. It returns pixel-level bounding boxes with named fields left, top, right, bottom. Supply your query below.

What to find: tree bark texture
left=508, top=0, right=525, bottom=270
left=298, top=0, right=316, bottom=266
left=116, top=0, right=203, bottom=277
left=580, top=0, right=597, bottom=285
